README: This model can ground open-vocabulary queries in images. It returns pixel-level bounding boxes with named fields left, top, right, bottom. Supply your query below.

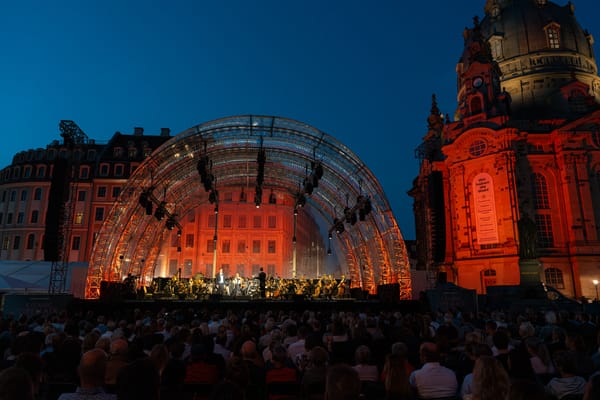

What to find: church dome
left=472, top=0, right=600, bottom=118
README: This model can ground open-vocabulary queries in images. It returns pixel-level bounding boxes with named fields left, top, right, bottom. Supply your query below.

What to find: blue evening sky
left=1, top=0, right=598, bottom=240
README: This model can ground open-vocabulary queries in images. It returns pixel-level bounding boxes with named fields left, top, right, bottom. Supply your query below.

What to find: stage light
left=154, top=202, right=167, bottom=221
left=177, top=230, right=182, bottom=237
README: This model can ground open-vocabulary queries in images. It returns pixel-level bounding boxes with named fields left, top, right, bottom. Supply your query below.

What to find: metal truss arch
left=86, top=115, right=410, bottom=299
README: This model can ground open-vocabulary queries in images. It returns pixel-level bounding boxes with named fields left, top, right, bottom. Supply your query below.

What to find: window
left=0, top=212, right=3, bottom=224
left=252, top=264, right=261, bottom=276
left=237, top=264, right=245, bottom=277
left=99, top=164, right=109, bottom=176
left=238, top=215, right=247, bottom=228
left=95, top=207, right=104, bottom=221
left=169, top=260, right=178, bottom=277
left=171, top=234, right=178, bottom=247
left=2, top=237, right=8, bottom=250
left=489, top=37, right=503, bottom=59
left=239, top=190, right=247, bottom=202
left=253, top=216, right=262, bottom=228
left=34, top=188, right=42, bottom=200
left=183, top=259, right=192, bottom=277
left=187, top=211, right=196, bottom=222
left=223, top=215, right=232, bottom=228
left=10, top=191, right=16, bottom=202
left=237, top=240, right=246, bottom=253
left=252, top=240, right=261, bottom=253
left=80, top=167, right=89, bottom=179
left=24, top=167, right=31, bottom=178
left=469, top=139, right=486, bottom=157
left=545, top=23, right=560, bottom=49
left=13, top=236, right=20, bottom=250
left=115, top=164, right=124, bottom=176
left=267, top=264, right=276, bottom=276
left=75, top=213, right=83, bottom=224
left=31, top=210, right=39, bottom=223
left=113, top=147, right=124, bottom=158
left=186, top=234, right=194, bottom=248
left=535, top=214, right=554, bottom=248
left=532, top=173, right=550, bottom=209
left=72, top=236, right=81, bottom=251
left=223, top=192, right=233, bottom=202
left=268, top=216, right=276, bottom=229
left=37, top=166, right=46, bottom=178
left=20, top=190, right=27, bottom=201
left=208, top=214, right=216, bottom=228
left=112, top=187, right=121, bottom=198
left=545, top=268, right=564, bottom=289
left=78, top=190, right=86, bottom=202
left=1, top=191, right=5, bottom=202
left=267, top=240, right=276, bottom=254
left=222, top=240, right=231, bottom=253
left=97, top=186, right=107, bottom=197
left=7, top=213, right=12, bottom=224
left=128, top=147, right=138, bottom=158
left=206, top=240, right=214, bottom=253
left=26, top=234, right=34, bottom=250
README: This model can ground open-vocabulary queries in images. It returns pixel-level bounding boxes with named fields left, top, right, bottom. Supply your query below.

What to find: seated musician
left=232, top=272, right=243, bottom=296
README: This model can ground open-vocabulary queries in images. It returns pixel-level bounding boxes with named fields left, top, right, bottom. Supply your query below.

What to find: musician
left=232, top=272, right=243, bottom=296
left=258, top=267, right=267, bottom=298
left=218, top=267, right=226, bottom=295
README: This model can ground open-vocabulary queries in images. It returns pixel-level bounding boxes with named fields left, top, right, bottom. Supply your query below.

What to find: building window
left=185, top=234, right=194, bottom=248
left=97, top=186, right=107, bottom=197
left=99, top=164, right=109, bottom=176
left=268, top=216, right=276, bottom=229
left=187, top=211, right=195, bottom=223
left=37, top=166, right=46, bottom=178
left=489, top=37, right=503, bottom=59
left=222, top=240, right=231, bottom=253
left=112, top=187, right=121, bottom=198
left=208, top=214, right=216, bottom=228
left=171, top=234, right=178, bottom=247
left=24, top=167, right=31, bottom=178
left=10, top=191, right=16, bottom=202
left=469, top=140, right=487, bottom=157
left=252, top=240, right=261, bottom=253
left=1, top=191, right=5, bottom=202
left=78, top=190, right=86, bottom=202
left=2, top=237, right=8, bottom=250
left=95, top=207, right=104, bottom=221
left=31, top=210, right=39, bottom=224
left=13, top=236, right=20, bottom=250
left=267, top=240, right=276, bottom=254
left=267, top=264, right=276, bottom=276
left=115, top=164, right=124, bottom=176
left=253, top=216, right=262, bottom=228
left=223, top=215, right=232, bottom=228
left=532, top=173, right=550, bottom=209
left=545, top=268, right=564, bottom=289
left=535, top=214, right=554, bottom=248
left=183, top=259, right=192, bottom=277
left=20, top=190, right=27, bottom=201
left=223, top=192, right=233, bottom=202
left=206, top=240, right=214, bottom=253
left=545, top=23, right=560, bottom=49
left=252, top=264, right=261, bottom=276
left=75, top=213, right=83, bottom=224
left=17, top=212, right=24, bottom=224
left=237, top=240, right=246, bottom=253
left=113, top=147, right=124, bottom=158
left=72, top=236, right=81, bottom=251
left=80, top=167, right=89, bottom=179
left=128, top=147, right=138, bottom=158
left=34, top=188, right=42, bottom=200
left=26, top=234, right=35, bottom=250
left=169, top=260, right=178, bottom=277
left=6, top=213, right=12, bottom=224
left=237, top=264, right=245, bottom=277
left=239, top=190, right=247, bottom=202
left=0, top=212, right=3, bottom=224
left=238, top=215, right=247, bottom=228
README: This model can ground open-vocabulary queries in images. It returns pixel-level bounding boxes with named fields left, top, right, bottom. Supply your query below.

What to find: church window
left=535, top=214, right=554, bottom=248
left=545, top=23, right=560, bottom=49
left=532, top=173, right=550, bottom=209
left=545, top=268, right=564, bottom=289
left=469, top=140, right=487, bottom=157
left=489, top=36, right=503, bottom=59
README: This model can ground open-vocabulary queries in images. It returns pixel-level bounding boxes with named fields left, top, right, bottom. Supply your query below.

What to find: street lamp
left=593, top=279, right=599, bottom=301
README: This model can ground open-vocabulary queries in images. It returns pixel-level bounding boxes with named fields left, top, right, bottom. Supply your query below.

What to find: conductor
left=258, top=267, right=267, bottom=298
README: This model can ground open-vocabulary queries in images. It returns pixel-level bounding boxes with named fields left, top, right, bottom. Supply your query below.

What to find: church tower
left=411, top=0, right=600, bottom=299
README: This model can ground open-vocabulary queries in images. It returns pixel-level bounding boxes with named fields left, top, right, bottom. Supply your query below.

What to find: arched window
left=545, top=23, right=561, bottom=49
left=532, top=173, right=550, bottom=209
left=545, top=268, right=564, bottom=289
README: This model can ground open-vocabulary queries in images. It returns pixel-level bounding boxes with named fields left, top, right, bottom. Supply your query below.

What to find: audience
left=58, top=348, right=116, bottom=400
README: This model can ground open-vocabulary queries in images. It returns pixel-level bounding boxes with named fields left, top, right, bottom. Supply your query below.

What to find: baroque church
left=410, top=0, right=600, bottom=299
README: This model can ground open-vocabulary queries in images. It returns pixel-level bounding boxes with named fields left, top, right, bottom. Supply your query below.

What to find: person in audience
left=546, top=350, right=586, bottom=399
left=325, top=364, right=361, bottom=400
left=352, top=344, right=378, bottom=382
left=470, top=355, right=510, bottom=400
left=58, top=348, right=116, bottom=400
left=382, top=352, right=412, bottom=400
left=526, top=337, right=555, bottom=375
left=409, top=342, right=458, bottom=399
left=105, top=338, right=129, bottom=386
left=0, top=367, right=34, bottom=400
left=116, top=358, right=160, bottom=400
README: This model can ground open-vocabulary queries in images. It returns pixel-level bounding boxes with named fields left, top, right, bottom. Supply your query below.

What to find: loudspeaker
left=100, top=281, right=124, bottom=303
left=437, top=271, right=447, bottom=284
left=377, top=283, right=400, bottom=302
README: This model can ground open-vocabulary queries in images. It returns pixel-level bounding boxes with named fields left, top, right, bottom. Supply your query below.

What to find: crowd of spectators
left=0, top=301, right=599, bottom=399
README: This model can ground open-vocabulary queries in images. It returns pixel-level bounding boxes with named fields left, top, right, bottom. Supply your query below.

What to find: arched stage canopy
left=85, top=116, right=410, bottom=299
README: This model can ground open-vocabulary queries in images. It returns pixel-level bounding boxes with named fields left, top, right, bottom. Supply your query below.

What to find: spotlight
left=177, top=229, right=182, bottom=237
left=166, top=215, right=177, bottom=230
left=154, top=202, right=167, bottom=221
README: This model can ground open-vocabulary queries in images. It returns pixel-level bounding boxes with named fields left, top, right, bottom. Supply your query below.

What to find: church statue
left=518, top=213, right=537, bottom=259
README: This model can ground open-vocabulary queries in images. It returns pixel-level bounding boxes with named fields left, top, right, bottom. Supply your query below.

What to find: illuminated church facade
left=411, top=0, right=600, bottom=298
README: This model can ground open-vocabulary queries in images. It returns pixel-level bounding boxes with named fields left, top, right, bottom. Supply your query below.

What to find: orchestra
left=125, top=272, right=352, bottom=301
